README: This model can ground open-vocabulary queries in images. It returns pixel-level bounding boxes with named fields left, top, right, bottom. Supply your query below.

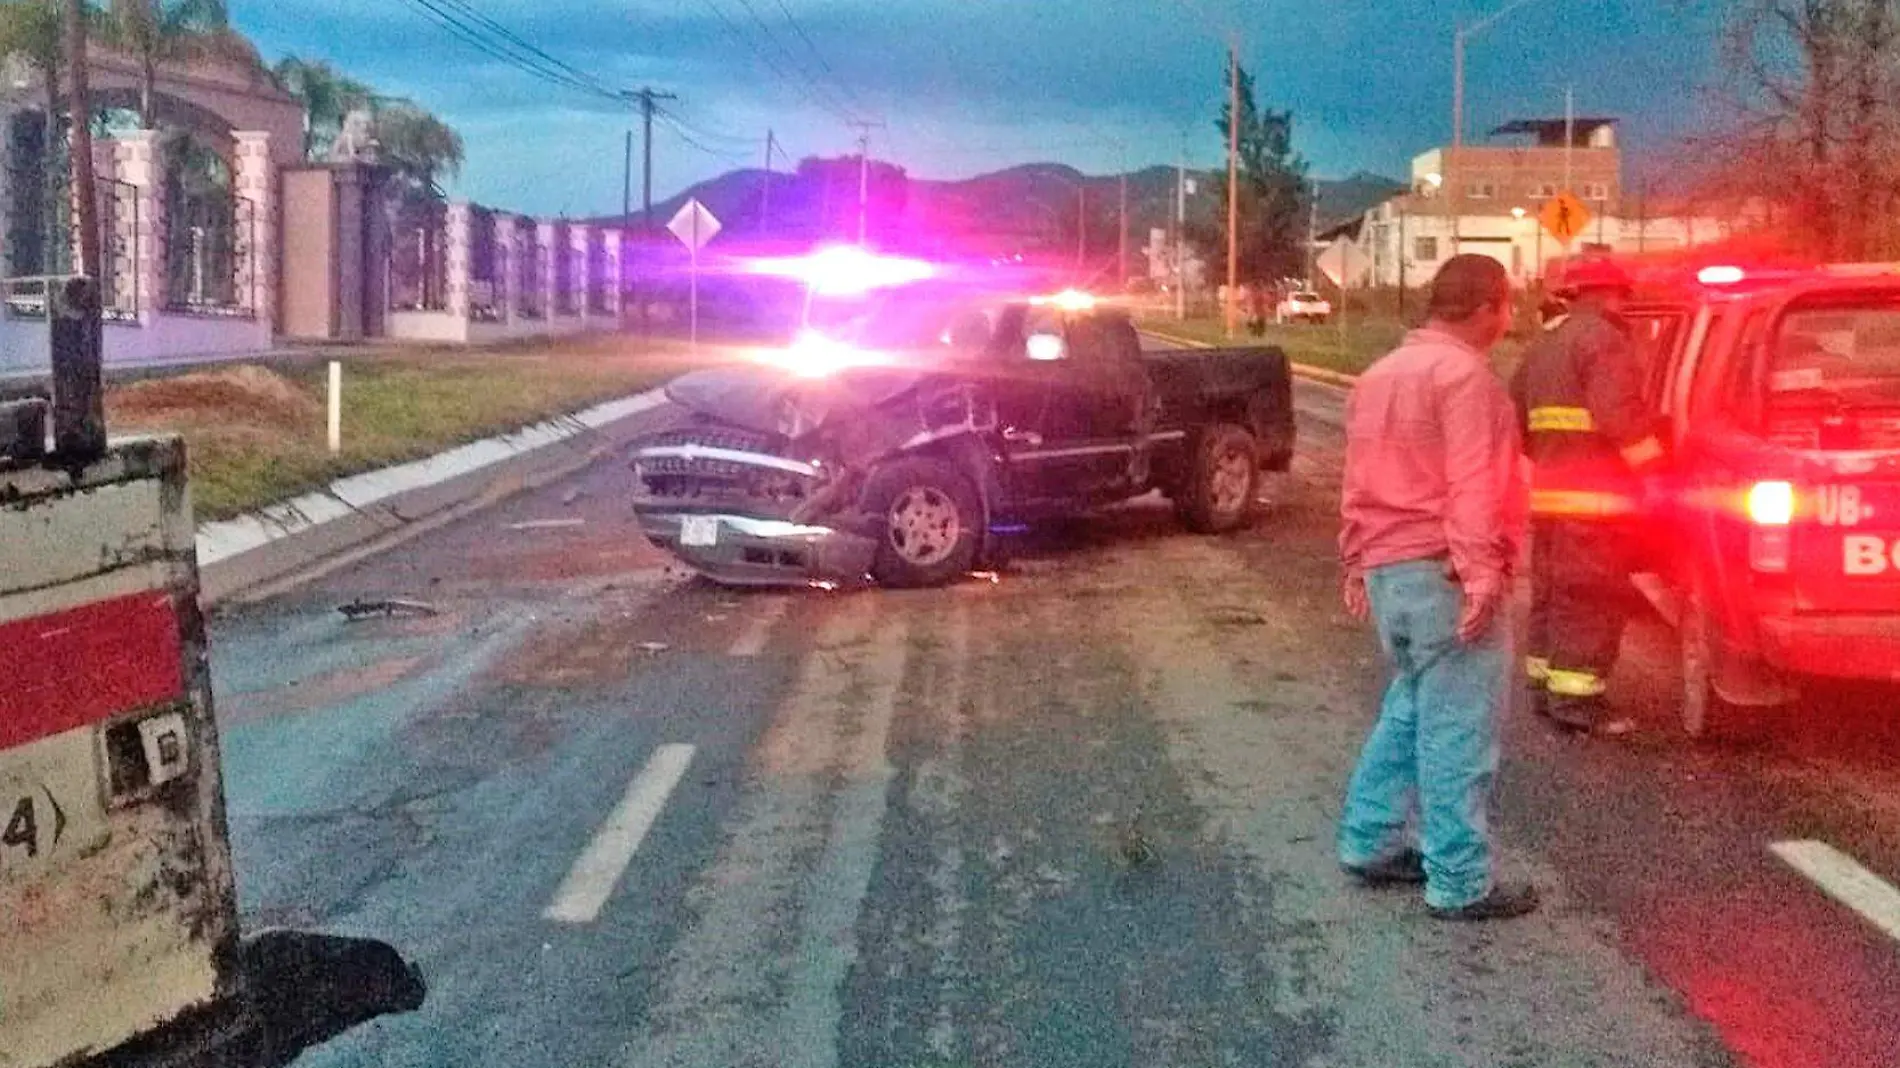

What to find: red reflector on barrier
left=0, top=591, right=186, bottom=749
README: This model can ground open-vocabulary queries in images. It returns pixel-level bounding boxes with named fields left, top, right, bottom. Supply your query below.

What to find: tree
left=373, top=100, right=463, bottom=201
left=104, top=0, right=257, bottom=129
left=0, top=0, right=68, bottom=270
left=1203, top=62, right=1309, bottom=285
left=1702, top=0, right=1900, bottom=259
left=273, top=54, right=371, bottom=160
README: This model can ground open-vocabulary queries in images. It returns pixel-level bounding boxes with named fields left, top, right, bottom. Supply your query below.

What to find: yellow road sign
left=1540, top=191, right=1592, bottom=244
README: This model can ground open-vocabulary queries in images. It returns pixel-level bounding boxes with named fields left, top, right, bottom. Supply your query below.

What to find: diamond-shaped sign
left=667, top=198, right=721, bottom=252
left=1539, top=191, right=1591, bottom=245
left=1317, top=239, right=1370, bottom=288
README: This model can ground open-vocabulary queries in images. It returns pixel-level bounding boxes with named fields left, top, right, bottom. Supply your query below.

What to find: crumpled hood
left=663, top=364, right=927, bottom=434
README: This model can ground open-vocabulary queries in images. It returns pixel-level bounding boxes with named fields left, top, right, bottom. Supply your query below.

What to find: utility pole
left=1564, top=86, right=1574, bottom=193
left=1305, top=186, right=1319, bottom=282
left=621, top=87, right=677, bottom=334
left=1175, top=154, right=1187, bottom=321
left=58, top=0, right=103, bottom=461
left=1077, top=184, right=1086, bottom=272
left=848, top=120, right=885, bottom=246
left=67, top=0, right=97, bottom=281
left=1451, top=27, right=1464, bottom=245
left=1118, top=171, right=1128, bottom=290
left=622, top=130, right=633, bottom=232
left=762, top=128, right=775, bottom=233
left=1225, top=36, right=1240, bottom=339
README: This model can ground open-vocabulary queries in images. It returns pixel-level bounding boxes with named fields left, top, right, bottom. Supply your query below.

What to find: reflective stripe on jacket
left=1509, top=306, right=1661, bottom=519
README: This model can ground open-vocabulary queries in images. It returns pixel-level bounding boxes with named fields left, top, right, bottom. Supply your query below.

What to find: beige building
left=1347, top=117, right=1744, bottom=289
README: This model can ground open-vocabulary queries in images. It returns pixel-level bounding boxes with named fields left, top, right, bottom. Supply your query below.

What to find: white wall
left=0, top=312, right=269, bottom=378
left=387, top=310, right=471, bottom=344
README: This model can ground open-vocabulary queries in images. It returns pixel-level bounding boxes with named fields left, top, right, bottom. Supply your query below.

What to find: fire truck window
left=1768, top=304, right=1900, bottom=405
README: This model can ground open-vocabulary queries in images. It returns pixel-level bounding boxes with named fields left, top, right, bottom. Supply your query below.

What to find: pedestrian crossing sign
left=1540, top=192, right=1592, bottom=245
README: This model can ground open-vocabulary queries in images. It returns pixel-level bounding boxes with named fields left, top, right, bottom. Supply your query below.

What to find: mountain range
left=590, top=161, right=1403, bottom=262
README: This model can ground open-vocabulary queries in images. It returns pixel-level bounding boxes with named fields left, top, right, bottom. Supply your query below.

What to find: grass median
left=1134, top=315, right=1407, bottom=377
left=107, top=334, right=724, bottom=521
left=1136, top=314, right=1527, bottom=380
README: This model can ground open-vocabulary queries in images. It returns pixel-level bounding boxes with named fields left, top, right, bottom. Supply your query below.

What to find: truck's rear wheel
left=1681, top=577, right=1739, bottom=738
left=862, top=457, right=982, bottom=588
left=1178, top=423, right=1259, bottom=534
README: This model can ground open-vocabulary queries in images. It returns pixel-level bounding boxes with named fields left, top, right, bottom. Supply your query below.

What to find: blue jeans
left=1338, top=558, right=1510, bottom=910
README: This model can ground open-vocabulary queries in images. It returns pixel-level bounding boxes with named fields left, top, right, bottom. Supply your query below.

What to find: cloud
left=233, top=0, right=1724, bottom=216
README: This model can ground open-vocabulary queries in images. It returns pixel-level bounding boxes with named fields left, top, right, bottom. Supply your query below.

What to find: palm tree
left=0, top=0, right=70, bottom=271
left=106, top=0, right=255, bottom=128
left=273, top=54, right=371, bottom=160
left=374, top=101, right=463, bottom=199
left=374, top=102, right=462, bottom=309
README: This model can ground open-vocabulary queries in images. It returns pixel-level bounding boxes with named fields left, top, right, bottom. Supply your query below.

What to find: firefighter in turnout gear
left=1511, top=258, right=1666, bottom=735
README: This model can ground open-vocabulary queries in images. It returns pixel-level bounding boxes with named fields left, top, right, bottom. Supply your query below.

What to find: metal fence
left=3, top=179, right=140, bottom=323
left=588, top=231, right=612, bottom=315
left=552, top=221, right=575, bottom=316
left=390, top=200, right=448, bottom=312
left=165, top=192, right=254, bottom=317
left=515, top=219, right=543, bottom=320
left=468, top=207, right=502, bottom=322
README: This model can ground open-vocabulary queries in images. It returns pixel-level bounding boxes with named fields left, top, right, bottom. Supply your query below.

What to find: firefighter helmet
left=1554, top=257, right=1634, bottom=297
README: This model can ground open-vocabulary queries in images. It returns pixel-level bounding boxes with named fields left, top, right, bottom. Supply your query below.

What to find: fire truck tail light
left=1698, top=265, right=1747, bottom=286
left=1747, top=481, right=1796, bottom=573
left=1748, top=481, right=1795, bottom=526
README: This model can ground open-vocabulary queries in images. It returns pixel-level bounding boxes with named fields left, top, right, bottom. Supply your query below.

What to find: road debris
left=337, top=597, right=439, bottom=620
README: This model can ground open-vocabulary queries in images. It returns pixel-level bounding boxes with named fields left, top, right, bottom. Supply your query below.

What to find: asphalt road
left=205, top=346, right=1900, bottom=1068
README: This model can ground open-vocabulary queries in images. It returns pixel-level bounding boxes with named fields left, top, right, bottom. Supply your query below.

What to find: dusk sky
left=232, top=1, right=1727, bottom=218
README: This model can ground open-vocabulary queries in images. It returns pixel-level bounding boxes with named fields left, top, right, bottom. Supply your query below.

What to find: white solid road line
left=506, top=518, right=587, bottom=530
left=1771, top=840, right=1900, bottom=943
left=726, top=597, right=792, bottom=657
left=545, top=743, right=696, bottom=924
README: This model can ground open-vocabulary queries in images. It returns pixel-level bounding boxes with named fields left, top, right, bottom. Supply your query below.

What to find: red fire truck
left=1620, top=260, right=1900, bottom=734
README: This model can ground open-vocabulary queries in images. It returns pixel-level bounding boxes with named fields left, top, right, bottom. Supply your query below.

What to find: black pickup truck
left=627, top=297, right=1294, bottom=587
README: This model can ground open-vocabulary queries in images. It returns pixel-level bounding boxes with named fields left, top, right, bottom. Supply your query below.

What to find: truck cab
left=1629, top=263, right=1900, bottom=734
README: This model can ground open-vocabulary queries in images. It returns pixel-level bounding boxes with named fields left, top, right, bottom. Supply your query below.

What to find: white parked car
left=1276, top=290, right=1332, bottom=324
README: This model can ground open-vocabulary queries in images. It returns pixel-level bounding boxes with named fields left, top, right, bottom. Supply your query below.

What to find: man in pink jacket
left=1337, top=254, right=1537, bottom=921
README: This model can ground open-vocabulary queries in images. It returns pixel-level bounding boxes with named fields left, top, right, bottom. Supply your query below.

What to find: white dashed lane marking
left=726, top=597, right=792, bottom=657
left=544, top=743, right=696, bottom=924
left=1771, top=840, right=1900, bottom=943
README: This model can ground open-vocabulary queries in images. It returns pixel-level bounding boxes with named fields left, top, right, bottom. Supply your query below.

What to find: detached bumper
left=1759, top=614, right=1900, bottom=681
left=636, top=507, right=877, bottom=587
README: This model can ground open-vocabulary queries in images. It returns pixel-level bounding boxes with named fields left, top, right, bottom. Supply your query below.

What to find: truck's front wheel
left=862, top=457, right=983, bottom=587
left=1178, top=423, right=1259, bottom=534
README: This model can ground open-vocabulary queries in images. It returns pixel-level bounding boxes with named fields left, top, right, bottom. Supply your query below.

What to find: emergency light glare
left=784, top=329, right=858, bottom=377
left=1748, top=480, right=1796, bottom=526
left=1031, top=288, right=1098, bottom=312
left=1026, top=333, right=1067, bottom=361
left=1698, top=265, right=1747, bottom=286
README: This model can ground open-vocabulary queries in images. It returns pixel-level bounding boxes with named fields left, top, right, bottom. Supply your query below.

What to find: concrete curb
left=1138, top=328, right=1361, bottom=391
left=197, top=388, right=668, bottom=607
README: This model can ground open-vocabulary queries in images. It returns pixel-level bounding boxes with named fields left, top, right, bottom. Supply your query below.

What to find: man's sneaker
left=1342, top=849, right=1428, bottom=887
left=1428, top=881, right=1540, bottom=922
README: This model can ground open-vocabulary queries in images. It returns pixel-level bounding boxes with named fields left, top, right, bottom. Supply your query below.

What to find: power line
left=397, top=0, right=621, bottom=103
left=729, top=0, right=857, bottom=119
left=655, top=104, right=758, bottom=148
left=433, top=0, right=621, bottom=100
left=696, top=0, right=857, bottom=123
left=770, top=0, right=851, bottom=96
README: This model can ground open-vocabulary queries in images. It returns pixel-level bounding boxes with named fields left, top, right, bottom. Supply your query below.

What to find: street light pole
left=1225, top=35, right=1240, bottom=339
left=1448, top=0, right=1541, bottom=250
